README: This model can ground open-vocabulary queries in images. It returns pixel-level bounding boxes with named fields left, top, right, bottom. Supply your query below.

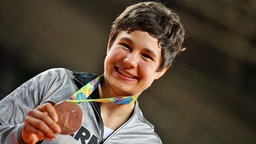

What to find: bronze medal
left=54, top=101, right=84, bottom=135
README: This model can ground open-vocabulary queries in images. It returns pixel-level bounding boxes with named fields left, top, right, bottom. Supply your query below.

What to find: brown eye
left=121, top=43, right=132, bottom=51
left=142, top=54, right=153, bottom=60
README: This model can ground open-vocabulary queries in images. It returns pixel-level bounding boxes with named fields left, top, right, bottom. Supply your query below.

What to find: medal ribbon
left=66, top=75, right=138, bottom=104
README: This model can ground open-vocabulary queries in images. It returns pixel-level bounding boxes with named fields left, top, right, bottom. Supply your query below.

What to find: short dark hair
left=109, top=1, right=185, bottom=71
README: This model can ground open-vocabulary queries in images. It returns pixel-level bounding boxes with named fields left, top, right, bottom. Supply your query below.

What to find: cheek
left=110, top=48, right=127, bottom=60
left=140, top=61, right=157, bottom=73
left=104, top=52, right=113, bottom=70
left=139, top=62, right=159, bottom=79
left=104, top=49, right=123, bottom=68
left=139, top=68, right=156, bottom=90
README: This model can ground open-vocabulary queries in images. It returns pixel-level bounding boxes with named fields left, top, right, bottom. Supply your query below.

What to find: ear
left=155, top=66, right=169, bottom=80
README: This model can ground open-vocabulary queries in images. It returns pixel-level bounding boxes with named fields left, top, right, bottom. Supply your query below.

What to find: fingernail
left=54, top=116, right=58, bottom=122
left=55, top=126, right=61, bottom=133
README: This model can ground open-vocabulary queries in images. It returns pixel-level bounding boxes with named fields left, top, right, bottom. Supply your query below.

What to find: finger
left=26, top=112, right=58, bottom=138
left=22, top=122, right=45, bottom=143
left=23, top=122, right=56, bottom=142
left=37, top=103, right=58, bottom=122
left=33, top=106, right=61, bottom=133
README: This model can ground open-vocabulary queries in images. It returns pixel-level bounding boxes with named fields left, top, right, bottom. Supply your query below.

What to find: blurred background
left=0, top=0, right=255, bottom=143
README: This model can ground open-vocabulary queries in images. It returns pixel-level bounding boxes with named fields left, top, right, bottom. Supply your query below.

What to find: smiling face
left=103, top=30, right=168, bottom=97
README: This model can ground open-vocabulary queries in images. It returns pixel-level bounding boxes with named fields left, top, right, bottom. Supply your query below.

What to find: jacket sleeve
left=0, top=68, right=74, bottom=144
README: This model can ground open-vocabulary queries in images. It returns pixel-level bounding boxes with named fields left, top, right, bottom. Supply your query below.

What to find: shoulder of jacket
left=129, top=102, right=162, bottom=142
left=37, top=67, right=98, bottom=88
left=41, top=67, right=72, bottom=76
left=35, top=68, right=74, bottom=81
left=133, top=101, right=155, bottom=128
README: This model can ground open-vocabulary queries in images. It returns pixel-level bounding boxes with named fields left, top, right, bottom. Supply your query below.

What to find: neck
left=99, top=82, right=136, bottom=130
left=99, top=78, right=118, bottom=99
left=100, top=101, right=135, bottom=130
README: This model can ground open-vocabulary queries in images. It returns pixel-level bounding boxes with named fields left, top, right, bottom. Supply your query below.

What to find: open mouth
left=115, top=67, right=136, bottom=79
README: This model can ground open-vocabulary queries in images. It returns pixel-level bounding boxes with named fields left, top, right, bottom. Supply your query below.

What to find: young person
left=0, top=1, right=185, bottom=144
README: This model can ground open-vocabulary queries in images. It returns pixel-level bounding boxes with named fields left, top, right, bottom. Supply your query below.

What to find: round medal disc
left=54, top=101, right=84, bottom=135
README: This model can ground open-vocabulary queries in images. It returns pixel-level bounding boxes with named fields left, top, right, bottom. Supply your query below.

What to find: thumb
left=27, top=134, right=39, bottom=144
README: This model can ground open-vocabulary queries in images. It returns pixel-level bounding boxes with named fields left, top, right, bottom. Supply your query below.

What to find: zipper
left=102, top=102, right=136, bottom=143
left=74, top=76, right=105, bottom=142
left=91, top=100, right=105, bottom=142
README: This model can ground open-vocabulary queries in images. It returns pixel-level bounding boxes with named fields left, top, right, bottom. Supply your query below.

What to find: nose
left=123, top=53, right=139, bottom=68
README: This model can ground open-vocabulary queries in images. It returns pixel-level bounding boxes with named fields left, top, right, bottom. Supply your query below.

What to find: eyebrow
left=119, top=37, right=133, bottom=45
left=119, top=37, right=158, bottom=59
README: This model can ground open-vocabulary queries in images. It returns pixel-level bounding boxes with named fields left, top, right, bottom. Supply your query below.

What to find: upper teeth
left=118, top=69, right=133, bottom=78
